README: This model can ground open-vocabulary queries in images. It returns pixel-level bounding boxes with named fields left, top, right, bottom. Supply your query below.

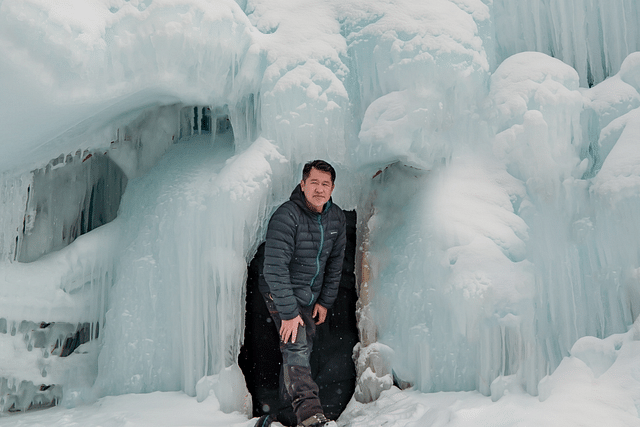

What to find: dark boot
left=297, top=413, right=336, bottom=427
left=284, top=364, right=323, bottom=424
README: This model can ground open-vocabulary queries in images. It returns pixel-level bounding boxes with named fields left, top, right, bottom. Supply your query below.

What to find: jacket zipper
left=308, top=213, right=324, bottom=306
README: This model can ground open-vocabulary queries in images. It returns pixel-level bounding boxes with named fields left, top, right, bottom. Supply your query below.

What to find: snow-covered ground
left=0, top=392, right=250, bottom=427
left=4, top=327, right=640, bottom=427
left=2, top=316, right=640, bottom=426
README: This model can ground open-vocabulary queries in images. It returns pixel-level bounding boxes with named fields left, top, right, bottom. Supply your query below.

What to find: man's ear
left=300, top=179, right=305, bottom=191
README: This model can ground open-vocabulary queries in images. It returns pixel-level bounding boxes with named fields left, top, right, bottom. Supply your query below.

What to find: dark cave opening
left=16, top=152, right=127, bottom=263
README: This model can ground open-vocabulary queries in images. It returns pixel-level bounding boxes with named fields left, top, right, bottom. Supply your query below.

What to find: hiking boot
left=297, top=413, right=336, bottom=427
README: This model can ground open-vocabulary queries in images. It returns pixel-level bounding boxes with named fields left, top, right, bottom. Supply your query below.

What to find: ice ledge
left=0, top=222, right=119, bottom=324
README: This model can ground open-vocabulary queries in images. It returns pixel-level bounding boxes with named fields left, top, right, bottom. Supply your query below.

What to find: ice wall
left=0, top=102, right=182, bottom=410
left=0, top=0, right=274, bottom=408
left=0, top=221, right=118, bottom=411
left=358, top=50, right=640, bottom=398
left=0, top=0, right=262, bottom=172
left=17, top=153, right=127, bottom=263
left=94, top=134, right=288, bottom=396
left=491, top=0, right=640, bottom=86
left=249, top=0, right=350, bottom=168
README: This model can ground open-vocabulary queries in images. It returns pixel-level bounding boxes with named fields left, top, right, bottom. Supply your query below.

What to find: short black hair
left=302, top=160, right=336, bottom=184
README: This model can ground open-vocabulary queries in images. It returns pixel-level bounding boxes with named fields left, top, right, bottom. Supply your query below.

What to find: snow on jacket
left=262, top=184, right=346, bottom=320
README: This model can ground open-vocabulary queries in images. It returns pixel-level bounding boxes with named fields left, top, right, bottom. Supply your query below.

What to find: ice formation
left=1, top=0, right=640, bottom=417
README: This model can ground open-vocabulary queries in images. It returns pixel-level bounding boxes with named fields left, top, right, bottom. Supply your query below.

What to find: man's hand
left=280, top=315, right=304, bottom=343
left=313, top=303, right=328, bottom=325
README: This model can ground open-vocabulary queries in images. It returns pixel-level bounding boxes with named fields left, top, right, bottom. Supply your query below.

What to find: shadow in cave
left=239, top=210, right=359, bottom=426
left=17, top=153, right=127, bottom=263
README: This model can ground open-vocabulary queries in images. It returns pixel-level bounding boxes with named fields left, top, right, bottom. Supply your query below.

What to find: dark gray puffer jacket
left=262, top=184, right=346, bottom=320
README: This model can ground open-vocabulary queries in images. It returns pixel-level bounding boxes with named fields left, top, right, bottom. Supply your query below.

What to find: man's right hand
left=280, top=315, right=304, bottom=343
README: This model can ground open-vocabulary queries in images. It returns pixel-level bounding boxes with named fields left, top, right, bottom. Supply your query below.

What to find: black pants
left=262, top=293, right=323, bottom=424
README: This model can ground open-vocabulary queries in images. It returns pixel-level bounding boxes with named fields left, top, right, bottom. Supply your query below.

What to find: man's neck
left=305, top=199, right=323, bottom=213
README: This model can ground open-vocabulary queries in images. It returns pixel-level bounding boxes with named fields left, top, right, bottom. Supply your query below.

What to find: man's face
left=300, top=167, right=334, bottom=212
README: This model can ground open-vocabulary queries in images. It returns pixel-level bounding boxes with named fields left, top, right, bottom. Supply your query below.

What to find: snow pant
left=262, top=292, right=324, bottom=425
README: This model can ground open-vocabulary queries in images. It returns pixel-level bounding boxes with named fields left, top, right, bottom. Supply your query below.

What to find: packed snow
left=2, top=0, right=640, bottom=425
left=3, top=319, right=640, bottom=426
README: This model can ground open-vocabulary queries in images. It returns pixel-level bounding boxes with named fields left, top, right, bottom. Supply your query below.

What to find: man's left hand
left=313, top=303, right=328, bottom=325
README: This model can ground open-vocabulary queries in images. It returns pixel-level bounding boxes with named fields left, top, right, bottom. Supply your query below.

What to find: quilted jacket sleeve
left=317, top=208, right=346, bottom=309
left=263, top=204, right=299, bottom=320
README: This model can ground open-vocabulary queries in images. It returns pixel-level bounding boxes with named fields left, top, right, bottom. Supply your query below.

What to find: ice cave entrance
left=1, top=100, right=363, bottom=417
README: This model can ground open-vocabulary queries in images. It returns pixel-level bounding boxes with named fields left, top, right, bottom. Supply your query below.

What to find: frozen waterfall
left=1, top=0, right=640, bottom=418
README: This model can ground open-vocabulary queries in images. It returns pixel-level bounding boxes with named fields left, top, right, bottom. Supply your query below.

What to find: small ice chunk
left=196, top=364, right=252, bottom=417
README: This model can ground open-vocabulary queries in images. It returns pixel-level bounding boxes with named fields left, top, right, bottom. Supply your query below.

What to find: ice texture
left=491, top=0, right=640, bottom=87
left=94, top=134, right=287, bottom=396
left=1, top=0, right=640, bottom=417
left=195, top=364, right=252, bottom=416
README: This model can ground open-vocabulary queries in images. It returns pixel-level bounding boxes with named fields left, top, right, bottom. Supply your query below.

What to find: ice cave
left=2, top=0, right=640, bottom=426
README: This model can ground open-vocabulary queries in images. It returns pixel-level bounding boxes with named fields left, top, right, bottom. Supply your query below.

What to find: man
left=258, top=160, right=346, bottom=427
